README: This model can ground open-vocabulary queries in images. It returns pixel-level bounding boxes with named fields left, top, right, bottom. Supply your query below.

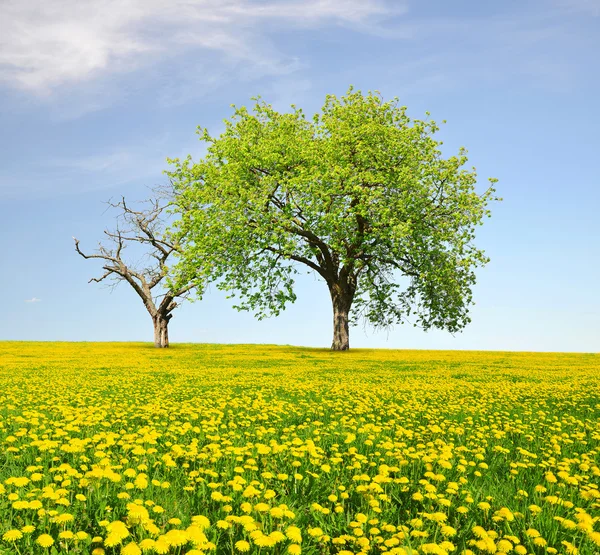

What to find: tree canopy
left=168, top=88, right=498, bottom=350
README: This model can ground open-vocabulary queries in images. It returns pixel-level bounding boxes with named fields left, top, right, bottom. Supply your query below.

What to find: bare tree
left=74, top=194, right=195, bottom=348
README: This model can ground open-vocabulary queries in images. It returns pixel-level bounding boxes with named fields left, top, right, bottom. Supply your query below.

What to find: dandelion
left=308, top=527, right=324, bottom=538
left=3, top=530, right=23, bottom=542
left=59, top=530, right=75, bottom=539
left=561, top=541, right=578, bottom=554
left=496, top=539, right=513, bottom=553
left=164, top=529, right=188, bottom=547
left=235, top=540, right=251, bottom=552
left=191, top=515, right=210, bottom=530
left=139, top=538, right=156, bottom=552
left=36, top=534, right=55, bottom=548
left=122, top=541, right=142, bottom=555
left=153, top=538, right=170, bottom=554
left=270, top=507, right=284, bottom=518
left=55, top=513, right=75, bottom=524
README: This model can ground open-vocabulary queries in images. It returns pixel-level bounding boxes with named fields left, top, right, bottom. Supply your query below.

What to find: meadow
left=0, top=342, right=599, bottom=555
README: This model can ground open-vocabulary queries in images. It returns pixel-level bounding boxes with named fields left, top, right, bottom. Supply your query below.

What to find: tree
left=74, top=195, right=195, bottom=348
left=168, top=88, right=498, bottom=350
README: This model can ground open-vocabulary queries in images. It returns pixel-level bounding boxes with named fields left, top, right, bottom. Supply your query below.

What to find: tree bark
left=330, top=285, right=352, bottom=351
left=153, top=314, right=170, bottom=348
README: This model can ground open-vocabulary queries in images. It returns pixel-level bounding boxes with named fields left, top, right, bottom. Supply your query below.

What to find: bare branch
left=74, top=193, right=196, bottom=326
left=89, top=268, right=113, bottom=284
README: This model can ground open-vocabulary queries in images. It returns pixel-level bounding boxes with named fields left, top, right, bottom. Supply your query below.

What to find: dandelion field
left=1, top=343, right=599, bottom=555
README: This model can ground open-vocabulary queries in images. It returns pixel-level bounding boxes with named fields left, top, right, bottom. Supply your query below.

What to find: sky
left=1, top=0, right=599, bottom=352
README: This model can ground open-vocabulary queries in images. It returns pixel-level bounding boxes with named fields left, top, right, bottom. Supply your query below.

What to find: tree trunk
left=330, top=286, right=352, bottom=351
left=153, top=314, right=169, bottom=348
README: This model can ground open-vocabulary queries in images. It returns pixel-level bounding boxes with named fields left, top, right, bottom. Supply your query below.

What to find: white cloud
left=25, top=297, right=41, bottom=303
left=0, top=0, right=399, bottom=95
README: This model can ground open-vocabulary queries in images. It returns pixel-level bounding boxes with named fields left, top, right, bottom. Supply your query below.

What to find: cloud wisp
left=25, top=297, right=41, bottom=303
left=0, top=0, right=399, bottom=95
left=0, top=131, right=181, bottom=199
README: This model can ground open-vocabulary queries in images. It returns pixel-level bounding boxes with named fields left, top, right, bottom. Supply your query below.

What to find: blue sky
left=1, top=0, right=598, bottom=351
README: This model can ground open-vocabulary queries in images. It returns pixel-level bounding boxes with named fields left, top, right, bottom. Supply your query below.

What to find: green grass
left=0, top=342, right=599, bottom=555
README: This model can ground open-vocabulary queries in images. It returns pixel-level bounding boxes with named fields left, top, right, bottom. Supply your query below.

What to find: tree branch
left=74, top=193, right=195, bottom=321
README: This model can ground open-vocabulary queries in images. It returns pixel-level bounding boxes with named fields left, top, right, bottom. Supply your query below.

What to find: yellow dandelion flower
left=121, top=541, right=142, bottom=555
left=561, top=541, right=578, bottom=555
left=286, top=526, right=302, bottom=543
left=254, top=533, right=275, bottom=547
left=3, top=530, right=23, bottom=542
left=269, top=531, right=286, bottom=543
left=270, top=507, right=284, bottom=518
left=439, top=541, right=455, bottom=552
left=165, top=529, right=189, bottom=547
left=139, top=538, right=156, bottom=552
left=496, top=539, right=513, bottom=553
left=59, top=530, right=75, bottom=539
left=105, top=534, right=123, bottom=547
left=472, top=526, right=487, bottom=539
left=308, top=527, right=324, bottom=538
left=191, top=515, right=210, bottom=530
left=54, top=513, right=75, bottom=524
left=235, top=540, right=251, bottom=552
left=153, top=538, right=170, bottom=554
left=420, top=544, right=447, bottom=555
left=36, top=534, right=55, bottom=548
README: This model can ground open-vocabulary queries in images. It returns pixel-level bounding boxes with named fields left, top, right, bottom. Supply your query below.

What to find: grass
left=0, top=342, right=599, bottom=555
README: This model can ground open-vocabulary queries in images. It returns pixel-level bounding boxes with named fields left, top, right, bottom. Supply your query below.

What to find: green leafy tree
left=168, top=88, right=498, bottom=350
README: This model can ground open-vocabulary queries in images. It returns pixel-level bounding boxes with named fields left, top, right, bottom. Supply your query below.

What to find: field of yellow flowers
left=0, top=342, right=599, bottom=555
